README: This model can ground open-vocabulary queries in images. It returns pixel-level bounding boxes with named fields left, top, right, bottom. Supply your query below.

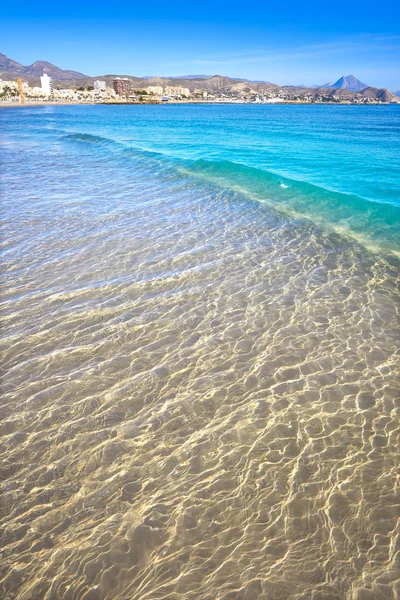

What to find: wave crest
left=61, top=132, right=400, bottom=255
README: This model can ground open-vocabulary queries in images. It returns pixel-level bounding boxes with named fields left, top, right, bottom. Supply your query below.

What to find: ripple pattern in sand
left=1, top=142, right=400, bottom=600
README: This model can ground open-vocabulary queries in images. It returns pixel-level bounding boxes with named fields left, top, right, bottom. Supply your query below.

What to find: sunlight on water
left=1, top=105, right=399, bottom=600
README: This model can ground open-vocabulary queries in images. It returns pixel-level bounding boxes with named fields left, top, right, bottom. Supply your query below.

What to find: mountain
left=0, top=53, right=24, bottom=72
left=172, top=75, right=263, bottom=83
left=173, top=75, right=213, bottom=79
left=0, top=52, right=87, bottom=83
left=328, top=75, right=368, bottom=92
left=71, top=74, right=276, bottom=94
left=359, top=87, right=399, bottom=103
left=22, top=60, right=87, bottom=81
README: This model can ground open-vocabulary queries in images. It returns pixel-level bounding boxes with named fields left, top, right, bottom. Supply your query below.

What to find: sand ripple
left=1, top=144, right=399, bottom=600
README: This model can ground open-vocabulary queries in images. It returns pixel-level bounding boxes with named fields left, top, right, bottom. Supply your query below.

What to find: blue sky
left=1, top=0, right=400, bottom=89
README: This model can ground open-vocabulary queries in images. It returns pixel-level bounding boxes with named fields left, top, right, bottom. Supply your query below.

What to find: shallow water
left=1, top=105, right=399, bottom=600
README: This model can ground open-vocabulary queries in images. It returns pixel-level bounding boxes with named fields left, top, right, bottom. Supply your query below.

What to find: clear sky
left=1, top=0, right=400, bottom=90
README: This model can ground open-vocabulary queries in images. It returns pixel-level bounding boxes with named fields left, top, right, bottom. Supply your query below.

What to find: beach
left=1, top=103, right=399, bottom=600
left=0, top=101, right=103, bottom=108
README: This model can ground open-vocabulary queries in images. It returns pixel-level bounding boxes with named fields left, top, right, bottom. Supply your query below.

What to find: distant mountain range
left=0, top=53, right=87, bottom=81
left=1, top=52, right=399, bottom=103
left=173, top=75, right=213, bottom=80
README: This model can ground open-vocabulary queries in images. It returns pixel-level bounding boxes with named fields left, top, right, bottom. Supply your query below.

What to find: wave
left=181, top=159, right=400, bottom=253
left=61, top=133, right=164, bottom=162
left=62, top=133, right=119, bottom=147
left=62, top=132, right=400, bottom=255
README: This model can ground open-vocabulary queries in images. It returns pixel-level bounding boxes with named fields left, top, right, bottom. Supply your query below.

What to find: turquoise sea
left=1, top=104, right=399, bottom=600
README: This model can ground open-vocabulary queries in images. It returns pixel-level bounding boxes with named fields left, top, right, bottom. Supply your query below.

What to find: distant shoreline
left=1, top=100, right=398, bottom=108
left=0, top=101, right=88, bottom=108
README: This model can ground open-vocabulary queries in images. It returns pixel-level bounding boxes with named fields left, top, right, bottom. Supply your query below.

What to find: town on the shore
left=1, top=63, right=399, bottom=106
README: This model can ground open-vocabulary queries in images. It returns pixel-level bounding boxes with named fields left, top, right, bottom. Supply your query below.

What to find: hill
left=0, top=52, right=87, bottom=83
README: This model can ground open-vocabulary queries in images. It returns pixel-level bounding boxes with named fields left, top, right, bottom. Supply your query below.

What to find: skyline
left=1, top=0, right=400, bottom=90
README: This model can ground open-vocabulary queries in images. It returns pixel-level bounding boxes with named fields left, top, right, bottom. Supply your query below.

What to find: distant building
left=0, top=79, right=29, bottom=92
left=55, top=89, right=77, bottom=99
left=165, top=86, right=190, bottom=97
left=177, top=87, right=190, bottom=97
left=146, top=85, right=164, bottom=96
left=94, top=80, right=107, bottom=91
left=113, top=78, right=136, bottom=95
left=0, top=79, right=18, bottom=90
left=40, top=73, right=54, bottom=96
left=0, top=79, right=25, bottom=100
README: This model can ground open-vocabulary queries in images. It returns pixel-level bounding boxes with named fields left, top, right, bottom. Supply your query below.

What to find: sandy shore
left=0, top=101, right=98, bottom=108
left=0, top=99, right=390, bottom=109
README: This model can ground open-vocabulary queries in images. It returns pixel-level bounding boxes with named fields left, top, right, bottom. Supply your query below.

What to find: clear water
left=1, top=104, right=399, bottom=600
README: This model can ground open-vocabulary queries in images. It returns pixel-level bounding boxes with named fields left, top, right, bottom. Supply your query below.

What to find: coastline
left=0, top=100, right=176, bottom=107
left=0, top=100, right=96, bottom=108
left=1, top=99, right=398, bottom=108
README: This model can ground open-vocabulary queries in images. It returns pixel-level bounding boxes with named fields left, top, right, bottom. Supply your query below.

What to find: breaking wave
left=63, top=131, right=400, bottom=255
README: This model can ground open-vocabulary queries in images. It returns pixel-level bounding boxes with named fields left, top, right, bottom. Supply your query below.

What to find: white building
left=0, top=79, right=18, bottom=91
left=178, top=87, right=190, bottom=97
left=94, top=80, right=107, bottom=91
left=0, top=79, right=29, bottom=92
left=40, top=73, right=54, bottom=96
left=165, top=86, right=190, bottom=97
left=145, top=85, right=164, bottom=96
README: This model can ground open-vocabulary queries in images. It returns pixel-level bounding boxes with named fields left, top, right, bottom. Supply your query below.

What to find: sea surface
left=1, top=104, right=399, bottom=600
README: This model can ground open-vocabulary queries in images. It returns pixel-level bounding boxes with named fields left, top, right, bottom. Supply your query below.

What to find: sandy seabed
left=1, top=116, right=399, bottom=600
